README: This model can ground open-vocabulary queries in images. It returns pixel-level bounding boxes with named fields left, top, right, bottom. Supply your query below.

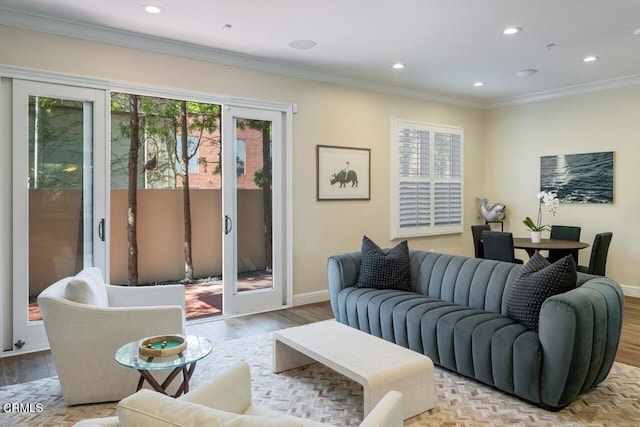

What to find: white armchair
left=37, top=267, right=185, bottom=405
left=75, top=362, right=404, bottom=427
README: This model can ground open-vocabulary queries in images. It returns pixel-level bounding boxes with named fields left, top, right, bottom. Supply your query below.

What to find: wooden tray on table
left=139, top=335, right=187, bottom=357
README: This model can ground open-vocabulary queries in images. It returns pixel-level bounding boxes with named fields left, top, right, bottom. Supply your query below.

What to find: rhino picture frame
left=317, top=145, right=370, bottom=201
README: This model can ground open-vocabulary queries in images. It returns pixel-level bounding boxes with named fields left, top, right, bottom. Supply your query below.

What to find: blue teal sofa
left=327, top=250, right=624, bottom=410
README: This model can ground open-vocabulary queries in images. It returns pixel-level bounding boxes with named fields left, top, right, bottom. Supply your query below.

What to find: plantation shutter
left=433, top=132, right=462, bottom=226
left=398, top=127, right=430, bottom=229
left=392, top=119, right=463, bottom=238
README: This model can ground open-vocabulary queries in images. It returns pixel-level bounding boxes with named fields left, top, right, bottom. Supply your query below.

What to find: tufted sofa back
left=409, top=251, right=523, bottom=316
left=328, top=250, right=603, bottom=321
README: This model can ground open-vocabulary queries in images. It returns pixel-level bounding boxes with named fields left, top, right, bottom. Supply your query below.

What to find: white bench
left=273, top=320, right=434, bottom=419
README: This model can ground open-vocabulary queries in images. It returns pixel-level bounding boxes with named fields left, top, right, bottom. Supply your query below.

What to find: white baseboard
left=293, top=290, right=330, bottom=306
left=621, top=283, right=640, bottom=298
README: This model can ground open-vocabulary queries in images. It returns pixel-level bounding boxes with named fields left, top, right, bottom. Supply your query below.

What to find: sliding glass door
left=7, top=80, right=289, bottom=354
left=222, top=106, right=285, bottom=315
left=12, top=80, right=107, bottom=353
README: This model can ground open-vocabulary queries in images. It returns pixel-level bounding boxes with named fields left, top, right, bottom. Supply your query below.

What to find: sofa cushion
left=117, top=389, right=303, bottom=427
left=64, top=267, right=108, bottom=307
left=355, top=235, right=411, bottom=291
left=506, top=252, right=577, bottom=331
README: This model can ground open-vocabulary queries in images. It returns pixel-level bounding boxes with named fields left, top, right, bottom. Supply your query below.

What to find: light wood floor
left=1, top=298, right=639, bottom=387
left=616, top=296, right=640, bottom=367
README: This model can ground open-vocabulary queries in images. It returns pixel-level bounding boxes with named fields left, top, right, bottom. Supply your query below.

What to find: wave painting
left=540, top=151, right=614, bottom=204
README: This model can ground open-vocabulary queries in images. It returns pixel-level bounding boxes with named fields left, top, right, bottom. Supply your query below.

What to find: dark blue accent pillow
left=506, top=252, right=577, bottom=332
left=355, top=236, right=411, bottom=291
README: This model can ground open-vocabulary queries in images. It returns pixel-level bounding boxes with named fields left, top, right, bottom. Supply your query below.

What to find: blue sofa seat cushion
left=336, top=286, right=543, bottom=404
left=354, top=236, right=411, bottom=291
left=506, top=252, right=577, bottom=332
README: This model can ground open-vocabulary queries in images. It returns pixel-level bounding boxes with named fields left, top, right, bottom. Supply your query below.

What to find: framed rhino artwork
left=317, top=145, right=370, bottom=200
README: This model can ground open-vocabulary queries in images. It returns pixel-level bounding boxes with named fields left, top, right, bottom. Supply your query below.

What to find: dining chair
left=471, top=224, right=491, bottom=258
left=578, top=232, right=613, bottom=276
left=549, top=225, right=581, bottom=263
left=481, top=231, right=523, bottom=264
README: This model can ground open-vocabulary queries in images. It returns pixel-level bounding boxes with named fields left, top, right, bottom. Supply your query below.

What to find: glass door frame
left=12, top=79, right=108, bottom=353
left=0, top=66, right=294, bottom=355
left=221, top=105, right=288, bottom=316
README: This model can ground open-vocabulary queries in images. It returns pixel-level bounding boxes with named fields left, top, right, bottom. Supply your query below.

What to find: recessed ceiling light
left=392, top=63, right=406, bottom=69
left=583, top=55, right=599, bottom=62
left=473, top=82, right=484, bottom=87
left=288, top=40, right=317, bottom=50
left=503, top=27, right=522, bottom=35
left=516, top=69, right=538, bottom=77
left=143, top=4, right=163, bottom=14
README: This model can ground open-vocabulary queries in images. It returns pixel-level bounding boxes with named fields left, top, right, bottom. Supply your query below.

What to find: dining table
left=513, top=237, right=590, bottom=258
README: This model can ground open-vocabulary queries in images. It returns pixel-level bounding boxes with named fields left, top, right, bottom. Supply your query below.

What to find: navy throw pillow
left=355, top=236, right=411, bottom=291
left=506, top=252, right=577, bottom=332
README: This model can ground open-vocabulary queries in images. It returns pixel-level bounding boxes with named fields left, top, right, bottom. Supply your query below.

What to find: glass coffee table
left=115, top=334, right=213, bottom=397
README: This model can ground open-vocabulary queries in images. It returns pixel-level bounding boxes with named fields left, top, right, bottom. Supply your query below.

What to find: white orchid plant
left=523, top=190, right=559, bottom=232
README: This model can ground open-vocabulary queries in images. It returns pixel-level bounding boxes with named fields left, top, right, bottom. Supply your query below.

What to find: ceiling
left=1, top=0, right=639, bottom=107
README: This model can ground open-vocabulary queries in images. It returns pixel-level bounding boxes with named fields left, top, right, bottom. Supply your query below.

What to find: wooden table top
left=513, top=238, right=590, bottom=251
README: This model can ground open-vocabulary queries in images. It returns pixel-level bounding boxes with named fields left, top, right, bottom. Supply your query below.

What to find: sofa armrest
left=538, top=277, right=623, bottom=408
left=327, top=252, right=361, bottom=319
left=106, top=284, right=185, bottom=310
left=359, top=391, right=404, bottom=427
left=180, top=362, right=252, bottom=414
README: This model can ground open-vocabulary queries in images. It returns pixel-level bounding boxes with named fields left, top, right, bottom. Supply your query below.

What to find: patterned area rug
left=1, top=332, right=639, bottom=426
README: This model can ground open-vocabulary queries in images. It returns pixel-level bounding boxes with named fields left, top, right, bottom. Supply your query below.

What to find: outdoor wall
left=484, top=86, right=640, bottom=290
left=28, top=189, right=83, bottom=296
left=0, top=24, right=485, bottom=303
left=27, top=189, right=266, bottom=294
left=110, top=189, right=266, bottom=285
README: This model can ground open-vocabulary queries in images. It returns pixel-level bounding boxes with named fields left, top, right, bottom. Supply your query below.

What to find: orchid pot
left=523, top=190, right=559, bottom=238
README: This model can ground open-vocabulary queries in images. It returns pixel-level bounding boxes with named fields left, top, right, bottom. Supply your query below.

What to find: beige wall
left=4, top=25, right=638, bottom=295
left=484, top=87, right=640, bottom=288
left=2, top=25, right=637, bottom=296
left=0, top=25, right=486, bottom=300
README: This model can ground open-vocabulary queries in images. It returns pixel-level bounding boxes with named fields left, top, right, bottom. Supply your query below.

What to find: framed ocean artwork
left=540, top=151, right=614, bottom=204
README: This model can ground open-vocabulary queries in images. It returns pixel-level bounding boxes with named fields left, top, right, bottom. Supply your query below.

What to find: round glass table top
left=115, top=334, right=213, bottom=371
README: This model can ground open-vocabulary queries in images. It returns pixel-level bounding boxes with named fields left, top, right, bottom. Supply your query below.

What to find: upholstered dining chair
left=549, top=225, right=582, bottom=263
left=481, top=231, right=523, bottom=264
left=471, top=224, right=491, bottom=258
left=578, top=232, right=613, bottom=276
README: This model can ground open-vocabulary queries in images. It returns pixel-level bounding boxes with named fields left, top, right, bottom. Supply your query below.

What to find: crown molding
left=2, top=7, right=639, bottom=110
left=0, top=7, right=484, bottom=109
left=486, top=74, right=640, bottom=109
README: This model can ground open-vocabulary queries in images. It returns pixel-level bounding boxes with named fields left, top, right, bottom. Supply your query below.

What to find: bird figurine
left=141, top=155, right=157, bottom=173
left=476, top=197, right=506, bottom=221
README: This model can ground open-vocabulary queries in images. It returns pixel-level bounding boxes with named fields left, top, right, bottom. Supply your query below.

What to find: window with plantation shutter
left=391, top=119, right=463, bottom=238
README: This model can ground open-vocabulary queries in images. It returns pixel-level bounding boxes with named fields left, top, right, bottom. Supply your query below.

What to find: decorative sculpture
left=476, top=197, right=506, bottom=222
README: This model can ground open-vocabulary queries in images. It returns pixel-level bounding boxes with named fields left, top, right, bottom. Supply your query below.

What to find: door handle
left=225, top=215, right=232, bottom=235
left=98, top=218, right=105, bottom=241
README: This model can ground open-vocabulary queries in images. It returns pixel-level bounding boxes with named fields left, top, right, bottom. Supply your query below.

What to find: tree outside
left=110, top=93, right=272, bottom=287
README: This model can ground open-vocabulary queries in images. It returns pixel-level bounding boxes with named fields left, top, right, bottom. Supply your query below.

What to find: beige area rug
left=1, top=332, right=639, bottom=426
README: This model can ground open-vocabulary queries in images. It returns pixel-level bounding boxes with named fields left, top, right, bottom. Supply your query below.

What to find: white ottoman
left=274, top=320, right=434, bottom=419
